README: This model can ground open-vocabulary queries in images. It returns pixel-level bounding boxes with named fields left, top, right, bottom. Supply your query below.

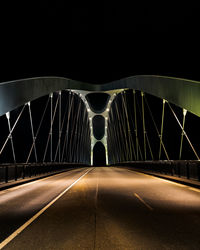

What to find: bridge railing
left=115, top=160, right=200, bottom=182
left=0, top=163, right=88, bottom=184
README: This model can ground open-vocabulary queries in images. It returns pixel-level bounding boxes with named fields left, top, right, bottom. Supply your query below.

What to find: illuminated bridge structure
left=1, top=75, right=200, bottom=182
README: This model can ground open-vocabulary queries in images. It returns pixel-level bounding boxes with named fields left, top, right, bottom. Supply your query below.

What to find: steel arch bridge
left=1, top=75, right=200, bottom=182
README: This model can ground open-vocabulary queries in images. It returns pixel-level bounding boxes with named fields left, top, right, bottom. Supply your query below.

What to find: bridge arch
left=1, top=75, right=200, bottom=116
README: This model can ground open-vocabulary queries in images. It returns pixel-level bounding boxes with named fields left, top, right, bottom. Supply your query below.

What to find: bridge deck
left=1, top=167, right=200, bottom=249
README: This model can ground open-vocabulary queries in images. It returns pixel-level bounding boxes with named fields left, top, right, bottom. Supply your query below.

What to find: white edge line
left=129, top=170, right=187, bottom=188
left=189, top=187, right=200, bottom=193
left=134, top=192, right=153, bottom=211
left=132, top=170, right=200, bottom=191
left=0, top=168, right=93, bottom=250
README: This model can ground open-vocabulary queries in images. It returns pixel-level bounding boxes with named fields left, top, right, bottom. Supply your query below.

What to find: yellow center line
left=134, top=193, right=154, bottom=211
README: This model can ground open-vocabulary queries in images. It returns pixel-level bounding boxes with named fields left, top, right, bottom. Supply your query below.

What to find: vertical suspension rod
left=50, top=93, right=53, bottom=162
left=107, top=115, right=116, bottom=163
left=133, top=90, right=139, bottom=160
left=118, top=95, right=131, bottom=160
left=137, top=93, right=154, bottom=161
left=0, top=105, right=26, bottom=156
left=110, top=109, right=122, bottom=163
left=61, top=92, right=74, bottom=162
left=43, top=94, right=59, bottom=162
left=144, top=96, right=169, bottom=160
left=121, top=92, right=136, bottom=160
left=6, top=112, right=16, bottom=163
left=179, top=109, right=187, bottom=160
left=66, top=95, right=79, bottom=162
left=76, top=107, right=86, bottom=163
left=70, top=98, right=82, bottom=162
left=28, top=102, right=38, bottom=162
left=141, top=92, right=146, bottom=161
left=58, top=91, right=62, bottom=162
left=54, top=93, right=68, bottom=162
left=146, top=134, right=154, bottom=160
left=159, top=99, right=166, bottom=160
left=114, top=102, right=129, bottom=161
left=168, top=103, right=199, bottom=159
left=26, top=97, right=50, bottom=163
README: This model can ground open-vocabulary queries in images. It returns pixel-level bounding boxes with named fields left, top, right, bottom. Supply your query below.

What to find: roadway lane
left=0, top=167, right=90, bottom=244
left=2, top=167, right=200, bottom=249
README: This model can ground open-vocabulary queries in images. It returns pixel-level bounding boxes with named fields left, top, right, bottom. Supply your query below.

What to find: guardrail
left=0, top=163, right=89, bottom=184
left=115, top=160, right=200, bottom=181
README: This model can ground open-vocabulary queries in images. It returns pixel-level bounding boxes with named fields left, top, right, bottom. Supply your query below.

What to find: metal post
left=5, top=166, right=8, bottom=183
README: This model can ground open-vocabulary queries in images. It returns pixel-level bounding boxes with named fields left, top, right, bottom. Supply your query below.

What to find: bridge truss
left=1, top=75, right=200, bottom=182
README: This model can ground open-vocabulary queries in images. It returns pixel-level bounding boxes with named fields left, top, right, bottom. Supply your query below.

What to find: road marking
left=134, top=193, right=153, bottom=211
left=128, top=170, right=188, bottom=188
left=189, top=187, right=200, bottom=193
left=159, top=179, right=186, bottom=187
left=126, top=169, right=144, bottom=176
left=127, top=169, right=200, bottom=194
left=0, top=168, right=93, bottom=250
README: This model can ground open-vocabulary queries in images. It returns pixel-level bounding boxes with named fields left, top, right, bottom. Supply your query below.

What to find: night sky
left=0, top=2, right=200, bottom=164
left=0, top=2, right=199, bottom=84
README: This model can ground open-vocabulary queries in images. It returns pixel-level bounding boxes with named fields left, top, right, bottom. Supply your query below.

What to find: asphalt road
left=1, top=167, right=200, bottom=249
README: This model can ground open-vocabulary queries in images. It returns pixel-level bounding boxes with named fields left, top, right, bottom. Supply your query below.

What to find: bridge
left=1, top=75, right=200, bottom=249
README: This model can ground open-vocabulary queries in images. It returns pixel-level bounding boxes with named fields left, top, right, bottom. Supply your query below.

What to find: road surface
left=1, top=167, right=200, bottom=249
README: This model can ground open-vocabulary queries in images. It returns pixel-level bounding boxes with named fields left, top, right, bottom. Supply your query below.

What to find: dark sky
left=0, top=2, right=199, bottom=84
